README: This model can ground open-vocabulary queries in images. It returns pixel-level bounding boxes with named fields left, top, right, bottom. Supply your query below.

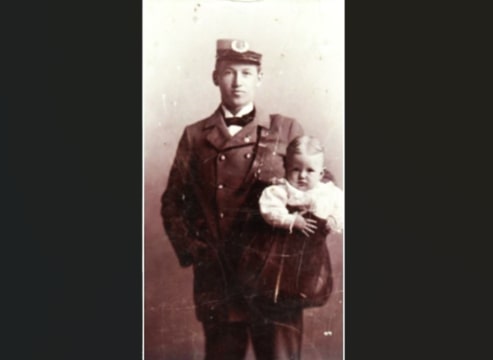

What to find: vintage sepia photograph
left=144, top=0, right=344, bottom=359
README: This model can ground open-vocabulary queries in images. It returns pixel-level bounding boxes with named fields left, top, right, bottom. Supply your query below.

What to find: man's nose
left=232, top=73, right=242, bottom=86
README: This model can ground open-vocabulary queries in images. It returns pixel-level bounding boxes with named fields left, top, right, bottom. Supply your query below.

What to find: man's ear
left=212, top=70, right=219, bottom=86
left=257, top=70, right=263, bottom=86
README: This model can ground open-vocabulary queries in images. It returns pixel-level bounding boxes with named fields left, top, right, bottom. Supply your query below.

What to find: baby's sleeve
left=327, top=185, right=344, bottom=233
left=259, top=185, right=297, bottom=230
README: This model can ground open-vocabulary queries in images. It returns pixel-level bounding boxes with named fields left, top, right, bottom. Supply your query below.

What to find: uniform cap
left=216, top=39, right=262, bottom=65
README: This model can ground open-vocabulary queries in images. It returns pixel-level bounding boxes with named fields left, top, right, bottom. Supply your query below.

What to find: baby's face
left=285, top=153, right=324, bottom=191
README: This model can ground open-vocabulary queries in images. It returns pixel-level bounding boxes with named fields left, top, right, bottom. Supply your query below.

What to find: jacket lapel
left=204, top=108, right=230, bottom=150
left=204, top=106, right=272, bottom=151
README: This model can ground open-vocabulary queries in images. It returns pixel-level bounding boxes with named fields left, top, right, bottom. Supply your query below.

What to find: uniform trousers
left=202, top=303, right=303, bottom=360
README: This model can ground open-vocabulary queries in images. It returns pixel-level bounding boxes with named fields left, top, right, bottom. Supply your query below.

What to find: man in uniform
left=161, top=39, right=304, bottom=359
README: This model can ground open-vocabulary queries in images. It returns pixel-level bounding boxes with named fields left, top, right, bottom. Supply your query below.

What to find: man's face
left=285, top=153, right=325, bottom=191
left=213, top=61, right=262, bottom=114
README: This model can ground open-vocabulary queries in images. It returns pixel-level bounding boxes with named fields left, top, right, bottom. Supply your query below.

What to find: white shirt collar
left=221, top=102, right=254, bottom=118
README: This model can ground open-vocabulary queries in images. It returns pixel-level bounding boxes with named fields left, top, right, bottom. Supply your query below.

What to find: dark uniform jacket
left=161, top=106, right=303, bottom=322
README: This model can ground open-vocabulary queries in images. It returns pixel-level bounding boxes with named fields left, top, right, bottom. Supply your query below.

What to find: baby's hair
left=286, top=135, right=325, bottom=158
left=285, top=135, right=335, bottom=183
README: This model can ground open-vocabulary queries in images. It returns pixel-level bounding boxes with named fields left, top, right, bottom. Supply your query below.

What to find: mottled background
left=144, top=0, right=344, bottom=359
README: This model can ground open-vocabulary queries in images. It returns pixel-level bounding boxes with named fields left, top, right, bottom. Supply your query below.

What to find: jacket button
left=257, top=169, right=262, bottom=174
left=219, top=212, right=224, bottom=219
left=217, top=184, right=224, bottom=189
left=244, top=153, right=251, bottom=159
left=219, top=154, right=226, bottom=161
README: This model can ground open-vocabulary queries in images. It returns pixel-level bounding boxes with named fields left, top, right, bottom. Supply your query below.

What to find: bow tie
left=224, top=110, right=255, bottom=127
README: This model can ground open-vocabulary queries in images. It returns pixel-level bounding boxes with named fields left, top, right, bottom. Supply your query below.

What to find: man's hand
left=293, top=214, right=318, bottom=237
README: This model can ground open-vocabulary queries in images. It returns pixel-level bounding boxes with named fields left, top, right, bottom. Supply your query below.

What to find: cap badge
left=231, top=39, right=249, bottom=53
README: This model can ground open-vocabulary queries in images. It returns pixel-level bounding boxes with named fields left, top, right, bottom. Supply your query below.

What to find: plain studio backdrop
left=144, top=0, right=344, bottom=359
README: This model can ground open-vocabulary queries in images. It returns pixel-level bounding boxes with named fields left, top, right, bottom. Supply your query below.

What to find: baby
left=259, top=135, right=344, bottom=236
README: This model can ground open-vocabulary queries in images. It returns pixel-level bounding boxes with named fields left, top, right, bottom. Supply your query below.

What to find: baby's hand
left=293, top=214, right=318, bottom=237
